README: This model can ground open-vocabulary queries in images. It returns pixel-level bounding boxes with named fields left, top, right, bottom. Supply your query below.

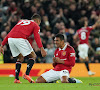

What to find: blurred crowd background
left=0, top=0, right=100, bottom=63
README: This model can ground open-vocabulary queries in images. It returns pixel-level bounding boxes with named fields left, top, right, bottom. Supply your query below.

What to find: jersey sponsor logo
left=62, top=51, right=66, bottom=56
left=70, top=53, right=75, bottom=57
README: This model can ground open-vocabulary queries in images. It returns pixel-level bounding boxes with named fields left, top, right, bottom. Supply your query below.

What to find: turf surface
left=0, top=77, right=100, bottom=90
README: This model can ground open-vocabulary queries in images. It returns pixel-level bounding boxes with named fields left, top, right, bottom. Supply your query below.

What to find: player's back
left=8, top=20, right=40, bottom=39
left=77, top=27, right=93, bottom=44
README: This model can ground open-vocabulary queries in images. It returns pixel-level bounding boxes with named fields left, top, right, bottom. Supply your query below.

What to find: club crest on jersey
left=62, top=51, right=66, bottom=56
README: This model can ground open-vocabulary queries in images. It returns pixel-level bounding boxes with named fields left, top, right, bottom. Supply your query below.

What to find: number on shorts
left=17, top=20, right=31, bottom=25
left=81, top=32, right=86, bottom=40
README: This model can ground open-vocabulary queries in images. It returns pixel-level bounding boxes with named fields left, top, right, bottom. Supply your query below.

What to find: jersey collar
left=59, top=43, right=67, bottom=51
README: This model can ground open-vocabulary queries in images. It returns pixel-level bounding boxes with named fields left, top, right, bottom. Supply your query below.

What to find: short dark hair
left=55, top=34, right=64, bottom=41
left=31, top=13, right=41, bottom=21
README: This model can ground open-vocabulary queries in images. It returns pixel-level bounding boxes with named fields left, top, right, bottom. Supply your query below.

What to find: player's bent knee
left=17, top=54, right=24, bottom=62
left=28, top=51, right=37, bottom=60
left=61, top=76, right=69, bottom=83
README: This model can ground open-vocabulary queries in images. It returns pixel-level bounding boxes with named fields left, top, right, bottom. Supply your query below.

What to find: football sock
left=85, top=61, right=89, bottom=71
left=26, top=58, right=34, bottom=75
left=15, top=61, right=21, bottom=80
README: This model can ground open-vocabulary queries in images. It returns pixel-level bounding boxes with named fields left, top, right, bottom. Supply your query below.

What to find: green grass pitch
left=0, top=77, right=100, bottom=90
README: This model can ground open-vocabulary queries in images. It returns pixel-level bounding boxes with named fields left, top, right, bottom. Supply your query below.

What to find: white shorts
left=8, top=38, right=33, bottom=57
left=78, top=44, right=89, bottom=59
left=41, top=69, right=70, bottom=83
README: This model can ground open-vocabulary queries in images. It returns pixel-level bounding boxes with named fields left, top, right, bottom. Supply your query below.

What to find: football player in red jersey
left=73, top=18, right=100, bottom=76
left=0, top=14, right=47, bottom=83
left=36, top=34, right=81, bottom=83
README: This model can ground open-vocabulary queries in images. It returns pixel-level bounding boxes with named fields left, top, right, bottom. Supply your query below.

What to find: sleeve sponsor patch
left=70, top=53, right=75, bottom=57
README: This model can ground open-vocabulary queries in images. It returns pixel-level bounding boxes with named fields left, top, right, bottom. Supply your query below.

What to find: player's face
left=54, top=37, right=64, bottom=48
left=34, top=19, right=41, bottom=25
left=37, top=19, right=41, bottom=25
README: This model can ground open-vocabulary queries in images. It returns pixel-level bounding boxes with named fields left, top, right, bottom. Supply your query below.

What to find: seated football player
left=35, top=34, right=82, bottom=83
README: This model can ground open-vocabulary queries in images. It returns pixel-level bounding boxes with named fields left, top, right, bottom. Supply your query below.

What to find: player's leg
left=84, top=56, right=90, bottom=72
left=84, top=44, right=95, bottom=75
left=60, top=70, right=69, bottom=83
left=36, top=69, right=59, bottom=83
left=8, top=38, right=23, bottom=83
left=15, top=54, right=24, bottom=81
left=25, top=51, right=36, bottom=75
left=36, top=76, right=46, bottom=83
left=85, top=57, right=95, bottom=75
left=10, top=38, right=35, bottom=83
left=61, top=76, right=69, bottom=83
left=68, top=78, right=83, bottom=83
left=78, top=44, right=86, bottom=62
left=17, top=39, right=36, bottom=83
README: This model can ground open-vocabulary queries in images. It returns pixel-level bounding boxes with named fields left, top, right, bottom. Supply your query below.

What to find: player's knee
left=36, top=76, right=46, bottom=83
left=28, top=52, right=37, bottom=60
left=17, top=56, right=24, bottom=63
left=36, top=78, right=42, bottom=83
left=61, top=76, right=69, bottom=83
left=33, top=54, right=37, bottom=59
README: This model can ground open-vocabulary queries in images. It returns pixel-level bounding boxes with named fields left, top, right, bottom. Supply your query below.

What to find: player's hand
left=40, top=47, right=47, bottom=57
left=52, top=62, right=57, bottom=67
left=53, top=57, right=56, bottom=63
left=0, top=45, right=4, bottom=55
left=55, top=57, right=64, bottom=64
left=55, top=57, right=60, bottom=63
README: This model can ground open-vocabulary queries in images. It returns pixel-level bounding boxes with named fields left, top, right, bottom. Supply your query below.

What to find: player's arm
left=0, top=35, right=8, bottom=55
left=73, top=32, right=78, bottom=40
left=33, top=25, right=47, bottom=57
left=54, top=57, right=65, bottom=64
left=64, top=49, right=75, bottom=66
left=73, top=32, right=78, bottom=43
left=92, top=17, right=100, bottom=29
left=52, top=57, right=57, bottom=67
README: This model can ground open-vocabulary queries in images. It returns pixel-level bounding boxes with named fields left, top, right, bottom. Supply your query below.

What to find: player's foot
left=14, top=79, right=22, bottom=83
left=23, top=74, right=35, bottom=83
left=74, top=79, right=83, bottom=83
left=69, top=78, right=83, bottom=83
left=88, top=71, right=95, bottom=76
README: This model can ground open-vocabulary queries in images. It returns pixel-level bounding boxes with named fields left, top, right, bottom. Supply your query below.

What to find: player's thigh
left=84, top=44, right=89, bottom=56
left=41, top=69, right=59, bottom=83
left=78, top=44, right=86, bottom=59
left=60, top=70, right=70, bottom=83
left=15, top=39, right=33, bottom=57
left=8, top=38, right=20, bottom=57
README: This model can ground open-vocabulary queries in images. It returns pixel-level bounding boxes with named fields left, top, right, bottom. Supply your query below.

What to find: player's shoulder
left=67, top=45, right=75, bottom=52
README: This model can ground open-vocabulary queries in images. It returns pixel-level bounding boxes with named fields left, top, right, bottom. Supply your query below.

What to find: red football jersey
left=53, top=44, right=75, bottom=73
left=77, top=26, right=93, bottom=44
left=2, top=20, right=43, bottom=48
